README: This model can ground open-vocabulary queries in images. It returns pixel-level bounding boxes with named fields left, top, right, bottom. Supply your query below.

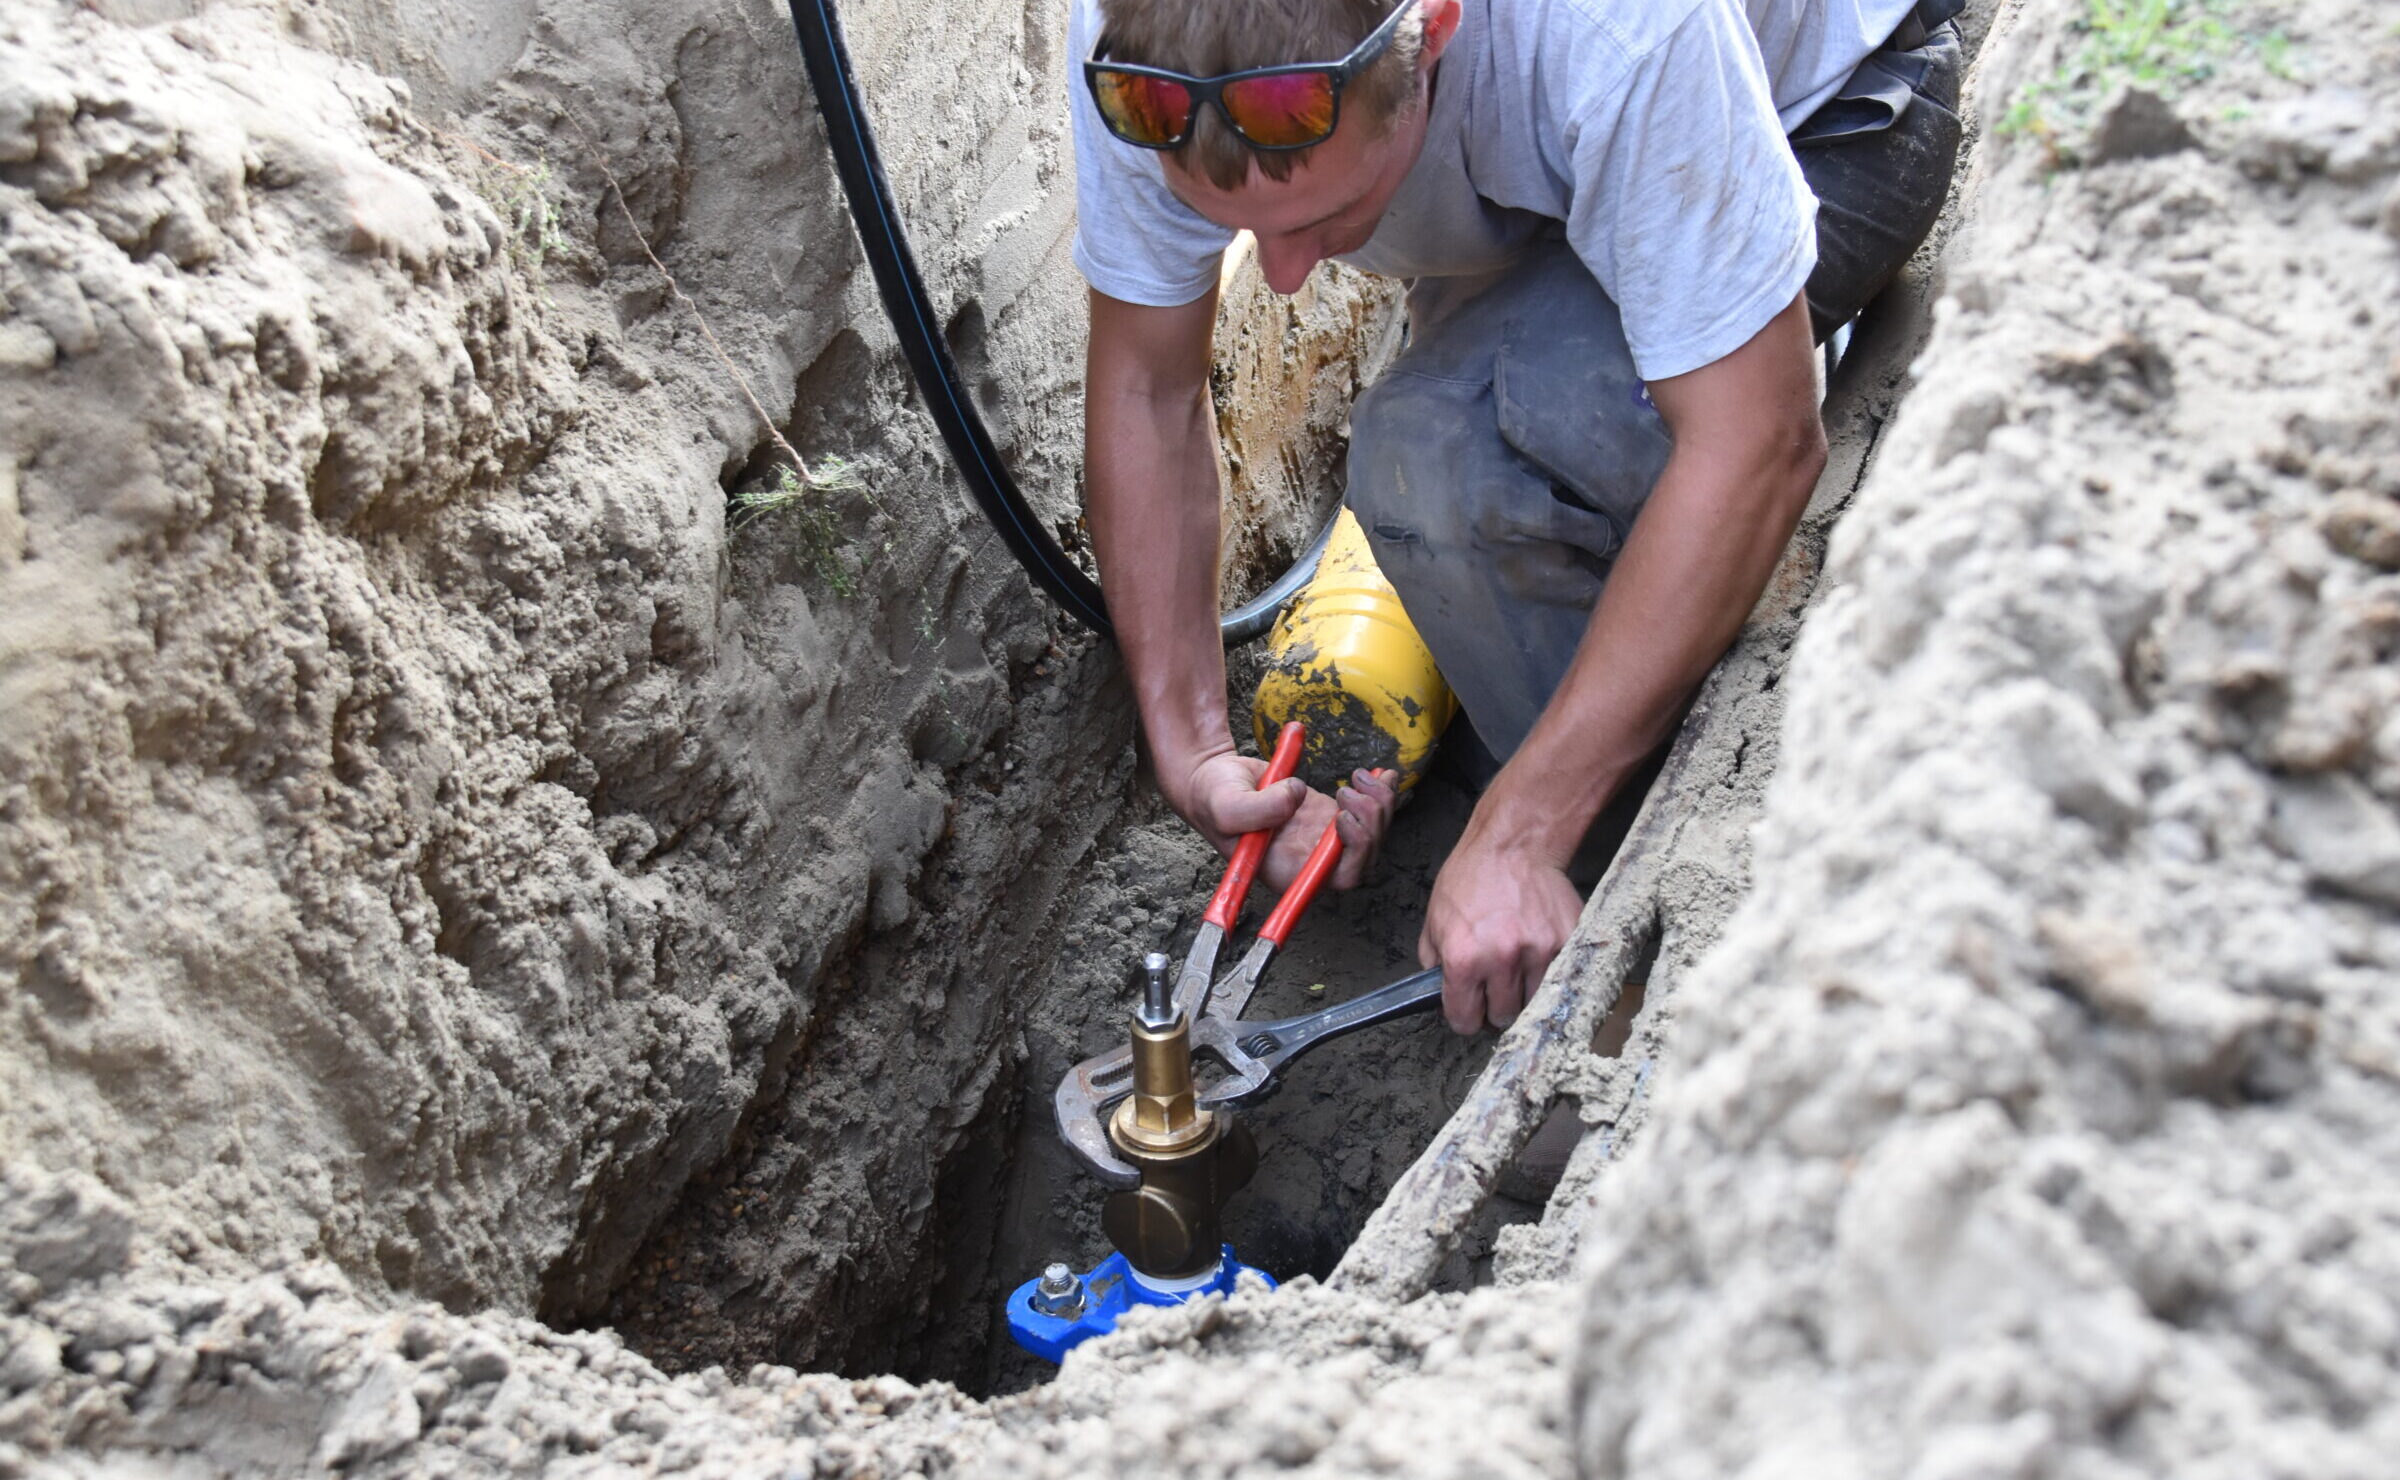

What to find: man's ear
left=1417, top=0, right=1464, bottom=65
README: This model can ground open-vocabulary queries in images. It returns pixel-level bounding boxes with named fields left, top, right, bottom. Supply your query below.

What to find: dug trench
left=545, top=217, right=1951, bottom=1402
left=499, top=187, right=1514, bottom=1390
left=568, top=669, right=1504, bottom=1398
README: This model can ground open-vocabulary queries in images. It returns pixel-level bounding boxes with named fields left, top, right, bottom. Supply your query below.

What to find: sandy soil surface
left=3, top=0, right=2396, bottom=1475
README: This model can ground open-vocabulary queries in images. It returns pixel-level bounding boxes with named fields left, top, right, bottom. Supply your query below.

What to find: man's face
left=1163, top=100, right=1430, bottom=294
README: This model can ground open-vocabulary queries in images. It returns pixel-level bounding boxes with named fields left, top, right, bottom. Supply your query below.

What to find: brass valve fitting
left=1102, top=954, right=1257, bottom=1280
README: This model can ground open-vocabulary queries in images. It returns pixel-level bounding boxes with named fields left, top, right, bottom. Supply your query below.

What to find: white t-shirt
left=1068, top=0, right=1916, bottom=380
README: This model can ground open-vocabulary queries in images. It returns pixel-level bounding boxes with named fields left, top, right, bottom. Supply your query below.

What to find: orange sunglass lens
left=1093, top=70, right=1194, bottom=145
left=1221, top=72, right=1336, bottom=147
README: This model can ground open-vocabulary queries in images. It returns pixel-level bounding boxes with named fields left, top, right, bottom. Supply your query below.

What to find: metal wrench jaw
left=1052, top=1044, right=1141, bottom=1188
left=1188, top=1017, right=1278, bottom=1110
left=1172, top=922, right=1226, bottom=1022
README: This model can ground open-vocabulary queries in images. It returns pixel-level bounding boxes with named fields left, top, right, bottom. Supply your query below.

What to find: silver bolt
left=1141, top=951, right=1174, bottom=1028
left=1033, top=1261, right=1085, bottom=1318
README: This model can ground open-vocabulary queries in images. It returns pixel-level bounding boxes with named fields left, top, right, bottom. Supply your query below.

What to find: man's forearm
left=1084, top=298, right=1234, bottom=791
left=1471, top=436, right=1821, bottom=860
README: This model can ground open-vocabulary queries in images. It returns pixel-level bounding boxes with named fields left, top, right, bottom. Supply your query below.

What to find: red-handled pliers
left=1193, top=754, right=1350, bottom=1026
left=1167, top=720, right=1339, bottom=1022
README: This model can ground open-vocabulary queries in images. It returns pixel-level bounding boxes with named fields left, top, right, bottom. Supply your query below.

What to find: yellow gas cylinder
left=1252, top=507, right=1455, bottom=793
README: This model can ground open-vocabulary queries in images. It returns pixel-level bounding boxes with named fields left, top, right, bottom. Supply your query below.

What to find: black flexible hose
left=1218, top=514, right=1332, bottom=644
left=783, top=0, right=1325, bottom=645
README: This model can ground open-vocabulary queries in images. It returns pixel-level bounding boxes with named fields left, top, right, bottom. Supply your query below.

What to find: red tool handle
left=1259, top=818, right=1344, bottom=949
left=1202, top=722, right=1307, bottom=931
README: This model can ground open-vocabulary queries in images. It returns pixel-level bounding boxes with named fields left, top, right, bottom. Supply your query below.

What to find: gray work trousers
left=1346, top=22, right=1964, bottom=763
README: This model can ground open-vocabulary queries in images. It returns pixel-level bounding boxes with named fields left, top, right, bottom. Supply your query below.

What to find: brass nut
left=1107, top=1012, right=1213, bottom=1156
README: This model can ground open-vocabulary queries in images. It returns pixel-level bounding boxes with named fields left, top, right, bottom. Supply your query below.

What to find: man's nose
left=1253, top=235, right=1322, bottom=294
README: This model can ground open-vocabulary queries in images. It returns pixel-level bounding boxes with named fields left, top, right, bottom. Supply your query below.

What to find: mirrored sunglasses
left=1084, top=1, right=1412, bottom=152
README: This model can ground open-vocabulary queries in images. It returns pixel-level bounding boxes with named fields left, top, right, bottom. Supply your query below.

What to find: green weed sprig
left=1999, top=0, right=2294, bottom=165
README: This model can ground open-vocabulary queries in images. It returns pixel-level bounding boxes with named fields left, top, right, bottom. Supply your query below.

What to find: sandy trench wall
left=0, top=0, right=1389, bottom=1347
left=1569, top=0, right=2400, bottom=1473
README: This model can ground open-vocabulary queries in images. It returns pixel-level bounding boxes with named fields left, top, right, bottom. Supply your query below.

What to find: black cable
left=1219, top=515, right=1332, bottom=644
left=783, top=0, right=1324, bottom=645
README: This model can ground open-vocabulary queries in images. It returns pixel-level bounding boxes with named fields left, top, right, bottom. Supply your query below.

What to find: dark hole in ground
left=931, top=762, right=1497, bottom=1396
left=917, top=720, right=1673, bottom=1396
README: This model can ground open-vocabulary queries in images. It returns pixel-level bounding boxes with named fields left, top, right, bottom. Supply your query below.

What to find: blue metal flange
left=1005, top=1247, right=1275, bottom=1364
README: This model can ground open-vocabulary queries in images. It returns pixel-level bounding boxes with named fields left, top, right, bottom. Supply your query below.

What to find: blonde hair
left=1095, top=0, right=1424, bottom=190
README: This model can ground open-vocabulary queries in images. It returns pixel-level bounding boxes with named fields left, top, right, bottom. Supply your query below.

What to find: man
left=1073, top=0, right=1964, bottom=1034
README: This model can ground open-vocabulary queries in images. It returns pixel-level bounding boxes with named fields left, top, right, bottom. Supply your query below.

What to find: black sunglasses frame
left=1084, top=0, right=1415, bottom=153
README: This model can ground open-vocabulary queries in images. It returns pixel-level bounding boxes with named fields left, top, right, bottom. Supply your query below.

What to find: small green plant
left=496, top=112, right=877, bottom=600
left=920, top=670, right=981, bottom=761
left=731, top=460, right=868, bottom=596
left=1999, top=0, right=2290, bottom=165
left=488, top=157, right=570, bottom=275
left=2253, top=28, right=2298, bottom=81
left=443, top=133, right=573, bottom=281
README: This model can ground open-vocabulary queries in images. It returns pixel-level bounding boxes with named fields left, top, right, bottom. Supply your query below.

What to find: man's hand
left=1419, top=831, right=1582, bottom=1033
left=1169, top=749, right=1398, bottom=890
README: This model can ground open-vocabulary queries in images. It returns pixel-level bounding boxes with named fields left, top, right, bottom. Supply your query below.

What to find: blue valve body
left=1005, top=1247, right=1275, bottom=1364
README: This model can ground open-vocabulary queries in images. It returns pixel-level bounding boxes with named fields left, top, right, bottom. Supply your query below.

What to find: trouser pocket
left=1488, top=247, right=1673, bottom=561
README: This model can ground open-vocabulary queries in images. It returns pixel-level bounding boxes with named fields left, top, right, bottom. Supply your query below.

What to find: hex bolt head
left=1032, top=1261, right=1085, bottom=1318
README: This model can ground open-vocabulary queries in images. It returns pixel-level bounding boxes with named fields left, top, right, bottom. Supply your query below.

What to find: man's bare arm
left=1085, top=287, right=1233, bottom=793
left=1420, top=292, right=1827, bottom=1030
left=1085, top=287, right=1395, bottom=881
